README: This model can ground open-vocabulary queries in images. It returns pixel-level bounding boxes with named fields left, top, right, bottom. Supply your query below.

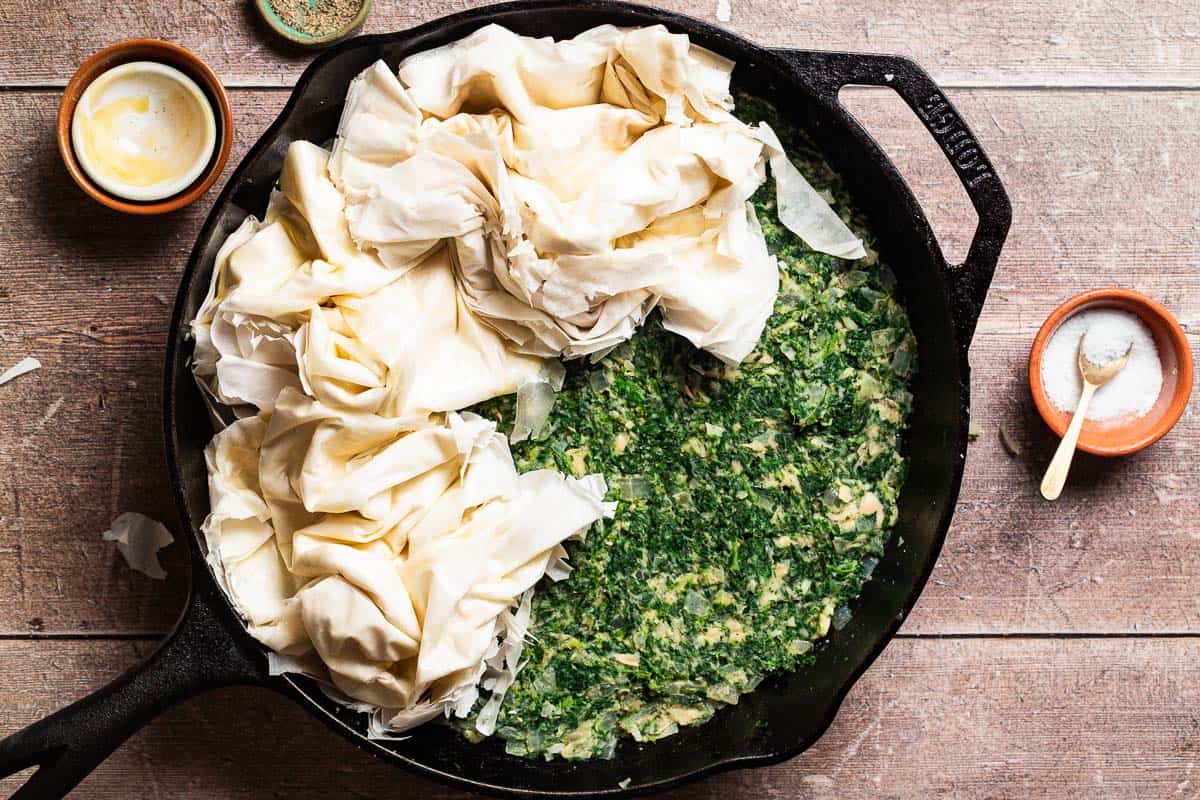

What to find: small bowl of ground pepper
left=256, top=0, right=373, bottom=48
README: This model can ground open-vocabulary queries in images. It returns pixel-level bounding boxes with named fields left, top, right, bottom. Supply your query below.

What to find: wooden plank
left=0, top=87, right=1196, bottom=635
left=836, top=88, right=1200, bottom=633
left=0, top=90, right=289, bottom=635
left=839, top=88, right=1200, bottom=331
left=904, top=331, right=1200, bottom=634
left=1, top=0, right=1199, bottom=89
left=2, top=637, right=1198, bottom=799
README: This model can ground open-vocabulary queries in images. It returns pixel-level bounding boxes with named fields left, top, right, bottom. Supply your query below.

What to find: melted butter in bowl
left=71, top=61, right=216, bottom=202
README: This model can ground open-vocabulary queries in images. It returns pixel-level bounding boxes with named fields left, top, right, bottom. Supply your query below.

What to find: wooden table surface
left=1, top=1, right=1197, bottom=797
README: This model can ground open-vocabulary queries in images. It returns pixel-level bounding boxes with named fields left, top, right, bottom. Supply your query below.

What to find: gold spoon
left=1040, top=335, right=1133, bottom=501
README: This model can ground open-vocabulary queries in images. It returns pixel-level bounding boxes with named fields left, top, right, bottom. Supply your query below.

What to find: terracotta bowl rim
left=57, top=38, right=234, bottom=216
left=1028, top=287, right=1194, bottom=456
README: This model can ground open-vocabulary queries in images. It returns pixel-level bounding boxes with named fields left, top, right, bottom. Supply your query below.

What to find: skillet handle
left=772, top=49, right=1012, bottom=349
left=0, top=564, right=267, bottom=799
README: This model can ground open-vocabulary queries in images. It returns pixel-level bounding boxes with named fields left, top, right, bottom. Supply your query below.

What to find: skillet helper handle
left=773, top=49, right=1012, bottom=348
left=0, top=567, right=265, bottom=799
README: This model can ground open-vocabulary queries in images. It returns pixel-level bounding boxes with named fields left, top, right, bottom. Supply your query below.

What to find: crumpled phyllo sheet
left=192, top=140, right=543, bottom=417
left=296, top=247, right=545, bottom=417
left=202, top=388, right=612, bottom=732
left=191, top=22, right=867, bottom=736
left=326, top=23, right=863, bottom=364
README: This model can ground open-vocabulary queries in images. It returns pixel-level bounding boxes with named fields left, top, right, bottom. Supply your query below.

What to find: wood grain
left=2, top=2, right=1199, bottom=797
left=836, top=88, right=1200, bottom=634
left=2, top=637, right=1199, bottom=799
left=907, top=332, right=1200, bottom=634
left=839, top=88, right=1200, bottom=329
left=2, top=1, right=1199, bottom=89
left=1, top=87, right=1196, bottom=636
left=0, top=90, right=290, bottom=635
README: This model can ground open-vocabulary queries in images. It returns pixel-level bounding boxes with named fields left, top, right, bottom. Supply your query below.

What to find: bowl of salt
left=1029, top=288, right=1193, bottom=456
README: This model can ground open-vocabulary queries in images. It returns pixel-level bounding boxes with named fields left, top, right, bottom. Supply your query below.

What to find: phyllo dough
left=192, top=142, right=544, bottom=417
left=326, top=24, right=862, bottom=365
left=192, top=21, right=869, bottom=739
left=203, top=388, right=612, bottom=730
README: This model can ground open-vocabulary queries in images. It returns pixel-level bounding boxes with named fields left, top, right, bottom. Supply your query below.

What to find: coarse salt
left=1082, top=325, right=1131, bottom=366
left=1040, top=307, right=1162, bottom=421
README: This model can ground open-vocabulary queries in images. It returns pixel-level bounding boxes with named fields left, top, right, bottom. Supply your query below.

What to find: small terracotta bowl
left=57, top=39, right=234, bottom=215
left=1029, top=288, right=1193, bottom=456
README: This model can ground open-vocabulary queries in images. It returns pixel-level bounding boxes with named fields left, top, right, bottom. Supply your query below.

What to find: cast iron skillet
left=0, top=2, right=1010, bottom=797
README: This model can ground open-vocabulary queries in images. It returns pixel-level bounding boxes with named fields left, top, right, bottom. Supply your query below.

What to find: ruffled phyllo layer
left=190, top=23, right=863, bottom=738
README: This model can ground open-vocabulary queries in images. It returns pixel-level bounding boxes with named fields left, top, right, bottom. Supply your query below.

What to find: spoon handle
left=1040, top=382, right=1098, bottom=501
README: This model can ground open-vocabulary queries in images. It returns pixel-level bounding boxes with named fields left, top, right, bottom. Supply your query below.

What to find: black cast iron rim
left=158, top=1, right=1009, bottom=796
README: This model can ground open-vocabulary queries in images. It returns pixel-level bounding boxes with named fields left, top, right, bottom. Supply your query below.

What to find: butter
left=71, top=61, right=216, bottom=202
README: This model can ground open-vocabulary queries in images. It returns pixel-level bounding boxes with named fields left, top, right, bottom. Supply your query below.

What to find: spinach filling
left=467, top=97, right=916, bottom=760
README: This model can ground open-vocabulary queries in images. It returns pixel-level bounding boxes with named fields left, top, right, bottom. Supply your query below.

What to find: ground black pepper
left=269, top=0, right=364, bottom=38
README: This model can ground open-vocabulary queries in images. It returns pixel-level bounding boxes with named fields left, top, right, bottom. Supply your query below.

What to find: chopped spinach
left=466, top=96, right=915, bottom=760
